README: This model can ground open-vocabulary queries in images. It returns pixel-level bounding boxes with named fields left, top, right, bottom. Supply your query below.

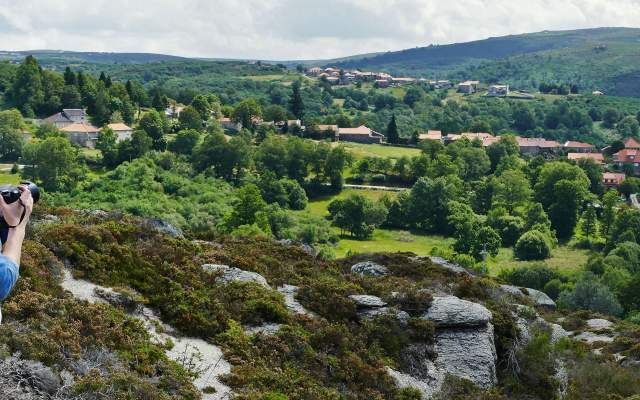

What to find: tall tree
left=11, top=56, right=44, bottom=116
left=139, top=109, right=167, bottom=150
left=386, top=114, right=399, bottom=144
left=288, top=79, right=305, bottom=119
left=63, top=67, right=77, bottom=85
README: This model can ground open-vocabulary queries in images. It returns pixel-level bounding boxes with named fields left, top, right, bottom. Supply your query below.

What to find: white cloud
left=0, top=0, right=638, bottom=60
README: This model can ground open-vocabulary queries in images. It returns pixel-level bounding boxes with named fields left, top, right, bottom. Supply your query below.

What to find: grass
left=304, top=189, right=591, bottom=275
left=490, top=245, right=591, bottom=277
left=243, top=74, right=289, bottom=81
left=334, top=229, right=452, bottom=258
left=0, top=171, right=21, bottom=185
left=335, top=142, right=421, bottom=160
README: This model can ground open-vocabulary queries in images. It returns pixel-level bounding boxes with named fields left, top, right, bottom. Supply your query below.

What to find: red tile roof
left=623, top=137, right=640, bottom=149
left=603, top=172, right=626, bottom=186
left=564, top=141, right=594, bottom=149
left=613, top=148, right=640, bottom=163
left=567, top=153, right=604, bottom=164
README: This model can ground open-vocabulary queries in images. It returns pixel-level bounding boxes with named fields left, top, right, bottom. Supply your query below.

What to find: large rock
left=424, top=296, right=492, bottom=328
left=349, top=294, right=387, bottom=308
left=277, top=285, right=315, bottom=317
left=427, top=256, right=469, bottom=274
left=350, top=261, right=389, bottom=277
left=94, top=287, right=143, bottom=313
left=146, top=218, right=184, bottom=238
left=500, top=285, right=556, bottom=310
left=586, top=318, right=614, bottom=331
left=433, top=323, right=497, bottom=388
left=390, top=296, right=498, bottom=396
left=358, top=307, right=410, bottom=326
left=573, top=331, right=615, bottom=344
left=202, top=264, right=270, bottom=288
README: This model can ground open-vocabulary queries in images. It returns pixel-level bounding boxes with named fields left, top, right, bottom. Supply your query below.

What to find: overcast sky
left=0, top=0, right=639, bottom=60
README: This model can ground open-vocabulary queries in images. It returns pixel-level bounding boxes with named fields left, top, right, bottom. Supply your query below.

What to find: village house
left=567, top=152, right=604, bottom=164
left=336, top=125, right=385, bottom=144
left=457, top=80, right=480, bottom=94
left=602, top=172, right=626, bottom=188
left=220, top=117, right=242, bottom=132
left=107, top=123, right=134, bottom=142
left=487, top=84, right=509, bottom=97
left=61, top=122, right=100, bottom=148
left=516, top=137, right=561, bottom=155
left=612, top=137, right=640, bottom=174
left=43, top=108, right=88, bottom=128
left=445, top=132, right=496, bottom=145
left=307, top=67, right=322, bottom=76
left=374, top=79, right=390, bottom=88
left=592, top=90, right=604, bottom=96
left=315, top=124, right=338, bottom=133
left=418, top=130, right=443, bottom=141
left=391, top=77, right=416, bottom=86
left=165, top=105, right=184, bottom=119
left=564, top=141, right=595, bottom=153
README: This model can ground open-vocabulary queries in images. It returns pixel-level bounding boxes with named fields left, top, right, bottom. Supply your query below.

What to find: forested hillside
left=333, top=27, right=640, bottom=96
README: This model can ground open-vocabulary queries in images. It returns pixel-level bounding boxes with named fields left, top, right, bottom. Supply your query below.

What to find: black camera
left=0, top=181, right=40, bottom=205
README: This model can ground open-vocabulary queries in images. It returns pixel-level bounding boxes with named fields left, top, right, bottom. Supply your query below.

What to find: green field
left=0, top=171, right=21, bottom=185
left=336, top=142, right=421, bottom=160
left=305, top=189, right=591, bottom=275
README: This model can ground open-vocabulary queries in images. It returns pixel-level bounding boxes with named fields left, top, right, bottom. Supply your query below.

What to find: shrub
left=558, top=273, right=624, bottom=317
left=543, top=278, right=563, bottom=300
left=514, top=230, right=552, bottom=260
left=499, top=263, right=559, bottom=290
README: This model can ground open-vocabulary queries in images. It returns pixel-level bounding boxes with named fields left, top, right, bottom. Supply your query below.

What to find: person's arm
left=1, top=186, right=33, bottom=266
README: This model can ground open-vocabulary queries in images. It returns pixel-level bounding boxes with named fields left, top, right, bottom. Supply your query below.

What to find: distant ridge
left=0, top=50, right=190, bottom=64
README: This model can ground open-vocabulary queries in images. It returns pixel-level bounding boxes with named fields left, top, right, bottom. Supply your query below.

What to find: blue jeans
left=0, top=255, right=18, bottom=324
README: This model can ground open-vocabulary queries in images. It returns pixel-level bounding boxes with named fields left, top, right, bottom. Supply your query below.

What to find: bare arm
left=1, top=186, right=33, bottom=266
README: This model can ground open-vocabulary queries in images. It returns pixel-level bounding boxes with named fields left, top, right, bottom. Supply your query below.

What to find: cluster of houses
left=307, top=67, right=417, bottom=87
left=42, top=109, right=133, bottom=148
left=417, top=130, right=634, bottom=188
left=457, top=80, right=510, bottom=97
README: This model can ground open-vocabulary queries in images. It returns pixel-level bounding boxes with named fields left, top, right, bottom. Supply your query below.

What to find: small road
left=343, top=184, right=408, bottom=192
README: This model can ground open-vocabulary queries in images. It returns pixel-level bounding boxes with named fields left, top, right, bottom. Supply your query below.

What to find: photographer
left=0, top=184, right=35, bottom=323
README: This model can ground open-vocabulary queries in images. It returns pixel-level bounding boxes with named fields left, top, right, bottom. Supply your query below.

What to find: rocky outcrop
left=427, top=256, right=469, bottom=275
left=202, top=264, right=270, bottom=288
left=61, top=269, right=232, bottom=400
left=390, top=295, right=497, bottom=398
left=424, top=296, right=492, bottom=328
left=586, top=318, right=614, bottom=330
left=146, top=218, right=184, bottom=238
left=500, top=284, right=556, bottom=310
left=349, top=294, right=387, bottom=308
left=350, top=261, right=389, bottom=277
left=277, top=284, right=315, bottom=317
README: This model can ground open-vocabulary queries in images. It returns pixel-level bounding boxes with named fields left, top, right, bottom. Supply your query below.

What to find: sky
left=1, top=0, right=640, bottom=60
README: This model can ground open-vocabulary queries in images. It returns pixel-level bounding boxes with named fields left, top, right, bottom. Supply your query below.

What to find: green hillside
left=333, top=27, right=640, bottom=95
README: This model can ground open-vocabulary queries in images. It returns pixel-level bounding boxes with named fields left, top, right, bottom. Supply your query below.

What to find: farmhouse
left=336, top=125, right=385, bottom=144
left=567, top=152, right=604, bottom=164
left=564, top=141, right=595, bottom=153
left=516, top=137, right=561, bottom=155
left=603, top=172, right=626, bottom=188
left=220, top=117, right=242, bottom=132
left=487, top=84, right=509, bottom=96
left=458, top=80, right=480, bottom=94
left=623, top=137, right=640, bottom=150
left=418, top=130, right=443, bottom=141
left=107, top=123, right=134, bottom=142
left=43, top=108, right=88, bottom=128
left=61, top=122, right=100, bottom=148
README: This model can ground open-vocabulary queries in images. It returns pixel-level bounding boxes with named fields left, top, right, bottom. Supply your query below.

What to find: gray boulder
left=428, top=256, right=469, bottom=274
left=147, top=218, right=184, bottom=238
left=433, top=323, right=497, bottom=388
left=500, top=285, right=556, bottom=310
left=586, top=318, right=614, bottom=331
left=573, top=331, right=615, bottom=344
left=351, top=261, right=389, bottom=277
left=0, top=355, right=61, bottom=399
left=358, top=307, right=410, bottom=326
left=202, top=264, right=270, bottom=288
left=244, top=323, right=282, bottom=336
left=424, top=296, right=492, bottom=328
left=349, top=294, right=387, bottom=308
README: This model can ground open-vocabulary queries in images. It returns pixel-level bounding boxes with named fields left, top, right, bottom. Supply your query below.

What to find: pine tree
left=288, top=79, right=304, bottom=119
left=386, top=114, right=399, bottom=144
left=63, top=67, right=77, bottom=86
left=582, top=205, right=597, bottom=239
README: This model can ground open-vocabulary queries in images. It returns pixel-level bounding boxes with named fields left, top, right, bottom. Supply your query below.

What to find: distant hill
left=0, top=50, right=189, bottom=67
left=332, top=27, right=640, bottom=96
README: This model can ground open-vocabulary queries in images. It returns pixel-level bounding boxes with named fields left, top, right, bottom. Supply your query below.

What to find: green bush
left=514, top=230, right=552, bottom=260
left=558, top=273, right=623, bottom=317
left=499, top=263, right=559, bottom=290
